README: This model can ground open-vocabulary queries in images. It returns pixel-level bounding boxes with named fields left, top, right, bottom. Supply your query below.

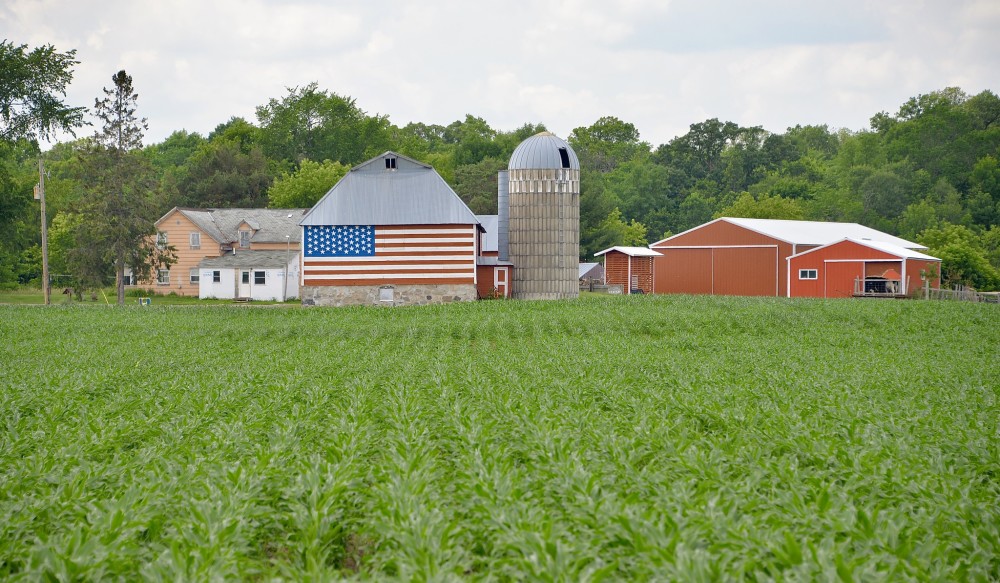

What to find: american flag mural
left=302, top=224, right=477, bottom=285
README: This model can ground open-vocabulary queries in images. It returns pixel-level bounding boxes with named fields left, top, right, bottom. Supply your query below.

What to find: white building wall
left=200, top=269, right=237, bottom=299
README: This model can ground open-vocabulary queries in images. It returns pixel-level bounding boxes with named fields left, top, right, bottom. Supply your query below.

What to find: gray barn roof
left=157, top=208, right=307, bottom=244
left=301, top=152, right=480, bottom=227
left=508, top=132, right=580, bottom=170
left=476, top=214, right=499, bottom=252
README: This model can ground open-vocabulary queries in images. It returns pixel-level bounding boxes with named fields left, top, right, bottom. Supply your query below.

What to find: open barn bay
left=1, top=297, right=998, bottom=580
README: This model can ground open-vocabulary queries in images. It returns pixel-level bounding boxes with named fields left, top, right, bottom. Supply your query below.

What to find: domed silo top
left=508, top=132, right=580, bottom=170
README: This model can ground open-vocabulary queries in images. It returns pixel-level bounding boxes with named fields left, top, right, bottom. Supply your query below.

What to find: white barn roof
left=301, top=152, right=480, bottom=227
left=594, top=246, right=662, bottom=257
left=652, top=217, right=927, bottom=250
left=790, top=238, right=940, bottom=261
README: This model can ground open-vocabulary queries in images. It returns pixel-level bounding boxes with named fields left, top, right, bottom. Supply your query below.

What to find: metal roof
left=651, top=217, right=927, bottom=250
left=198, top=249, right=295, bottom=269
left=476, top=214, right=498, bottom=252
left=301, top=151, right=480, bottom=226
left=594, top=246, right=662, bottom=257
left=476, top=256, right=514, bottom=267
left=579, top=262, right=602, bottom=279
left=508, top=132, right=580, bottom=170
left=789, top=238, right=940, bottom=261
left=157, top=207, right=307, bottom=244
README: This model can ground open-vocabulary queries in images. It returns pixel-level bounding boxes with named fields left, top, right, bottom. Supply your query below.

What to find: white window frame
left=189, top=268, right=199, bottom=284
left=156, top=232, right=168, bottom=249
left=189, top=232, right=201, bottom=249
left=157, top=269, right=170, bottom=285
left=253, top=270, right=266, bottom=285
left=212, top=270, right=221, bottom=283
left=799, top=268, right=818, bottom=280
left=239, top=230, right=251, bottom=248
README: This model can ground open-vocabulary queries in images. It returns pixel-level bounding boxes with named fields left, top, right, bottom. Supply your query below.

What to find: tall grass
left=1, top=296, right=998, bottom=579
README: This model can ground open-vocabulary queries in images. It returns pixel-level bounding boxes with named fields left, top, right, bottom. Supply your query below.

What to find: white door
left=494, top=267, right=508, bottom=297
left=239, top=270, right=251, bottom=298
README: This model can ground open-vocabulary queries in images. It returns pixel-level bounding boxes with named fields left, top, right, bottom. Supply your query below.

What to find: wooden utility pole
left=37, top=159, right=50, bottom=305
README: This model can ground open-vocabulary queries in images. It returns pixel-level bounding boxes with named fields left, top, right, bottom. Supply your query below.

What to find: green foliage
left=0, top=41, right=87, bottom=142
left=451, top=156, right=505, bottom=214
left=715, top=191, right=805, bottom=220
left=267, top=159, right=350, bottom=209
left=1, top=297, right=998, bottom=579
left=918, top=223, right=1000, bottom=290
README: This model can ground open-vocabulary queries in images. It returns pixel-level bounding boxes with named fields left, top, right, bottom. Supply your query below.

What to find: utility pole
left=36, top=159, right=50, bottom=305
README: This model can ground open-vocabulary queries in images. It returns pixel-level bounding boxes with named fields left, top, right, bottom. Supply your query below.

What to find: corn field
left=1, top=296, right=998, bottom=580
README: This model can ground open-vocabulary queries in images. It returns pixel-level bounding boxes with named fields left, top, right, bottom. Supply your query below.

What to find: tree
left=584, top=207, right=648, bottom=256
left=74, top=70, right=173, bottom=305
left=918, top=223, right=1000, bottom=291
left=452, top=157, right=506, bottom=214
left=569, top=116, right=649, bottom=173
left=256, top=83, right=391, bottom=166
left=171, top=140, right=274, bottom=208
left=0, top=41, right=87, bottom=142
left=715, top=192, right=805, bottom=220
left=268, top=158, right=350, bottom=208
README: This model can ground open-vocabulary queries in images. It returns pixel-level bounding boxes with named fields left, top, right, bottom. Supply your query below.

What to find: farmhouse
left=198, top=250, right=298, bottom=301
left=594, top=246, right=660, bottom=294
left=648, top=217, right=937, bottom=297
left=149, top=207, right=305, bottom=297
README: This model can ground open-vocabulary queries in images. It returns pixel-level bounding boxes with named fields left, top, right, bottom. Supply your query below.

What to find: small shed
left=595, top=246, right=661, bottom=294
left=198, top=250, right=299, bottom=301
left=578, top=262, right=603, bottom=282
left=787, top=238, right=941, bottom=298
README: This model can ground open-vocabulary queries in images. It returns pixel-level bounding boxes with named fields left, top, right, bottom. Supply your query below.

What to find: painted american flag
left=302, top=224, right=477, bottom=285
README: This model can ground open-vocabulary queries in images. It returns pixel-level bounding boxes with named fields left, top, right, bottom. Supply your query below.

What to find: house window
left=385, top=156, right=397, bottom=170
left=213, top=270, right=221, bottom=283
left=239, top=230, right=251, bottom=248
left=189, top=268, right=199, bottom=284
left=799, top=269, right=818, bottom=280
left=254, top=271, right=266, bottom=285
left=157, top=269, right=170, bottom=285
left=190, top=232, right=201, bottom=249
left=156, top=232, right=168, bottom=249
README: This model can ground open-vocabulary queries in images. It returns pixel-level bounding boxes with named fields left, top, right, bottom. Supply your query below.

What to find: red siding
left=788, top=239, right=941, bottom=297
left=651, top=220, right=788, bottom=296
left=476, top=265, right=512, bottom=298
left=603, top=252, right=654, bottom=294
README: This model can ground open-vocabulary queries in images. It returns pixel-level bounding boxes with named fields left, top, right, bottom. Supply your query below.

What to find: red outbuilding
left=649, top=218, right=931, bottom=297
left=595, top=246, right=661, bottom=294
left=787, top=238, right=941, bottom=298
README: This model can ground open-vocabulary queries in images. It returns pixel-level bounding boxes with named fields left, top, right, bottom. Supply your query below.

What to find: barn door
left=494, top=267, right=508, bottom=297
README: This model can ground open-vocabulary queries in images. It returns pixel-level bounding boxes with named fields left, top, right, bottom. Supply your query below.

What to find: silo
left=505, top=132, right=580, bottom=300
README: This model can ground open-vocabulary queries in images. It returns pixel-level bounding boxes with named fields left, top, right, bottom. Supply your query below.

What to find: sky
left=3, top=0, right=998, bottom=148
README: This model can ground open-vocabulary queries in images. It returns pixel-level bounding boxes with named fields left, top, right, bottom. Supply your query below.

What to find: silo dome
left=504, top=132, right=581, bottom=300
left=508, top=131, right=580, bottom=170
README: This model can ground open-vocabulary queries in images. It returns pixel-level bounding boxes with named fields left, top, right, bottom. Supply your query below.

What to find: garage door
left=713, top=247, right=778, bottom=296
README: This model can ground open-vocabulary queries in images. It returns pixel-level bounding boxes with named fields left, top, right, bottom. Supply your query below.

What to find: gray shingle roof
left=301, top=152, right=480, bottom=227
left=198, top=250, right=293, bottom=269
left=158, top=208, right=308, bottom=244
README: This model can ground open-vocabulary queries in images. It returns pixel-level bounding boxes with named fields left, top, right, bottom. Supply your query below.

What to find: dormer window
left=239, top=230, right=251, bottom=248
left=385, top=157, right=397, bottom=170
left=558, top=147, right=571, bottom=169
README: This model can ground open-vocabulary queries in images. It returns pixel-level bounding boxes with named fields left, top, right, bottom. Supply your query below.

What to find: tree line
left=2, top=41, right=999, bottom=295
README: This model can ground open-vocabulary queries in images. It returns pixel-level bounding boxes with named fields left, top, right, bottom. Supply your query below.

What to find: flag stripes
left=303, top=225, right=477, bottom=285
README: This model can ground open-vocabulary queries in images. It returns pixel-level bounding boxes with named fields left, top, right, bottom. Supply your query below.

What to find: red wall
left=651, top=220, right=787, bottom=296
left=788, top=240, right=941, bottom=297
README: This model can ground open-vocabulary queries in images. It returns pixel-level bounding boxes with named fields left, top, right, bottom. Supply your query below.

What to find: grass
left=0, top=288, right=294, bottom=306
left=1, top=295, right=998, bottom=580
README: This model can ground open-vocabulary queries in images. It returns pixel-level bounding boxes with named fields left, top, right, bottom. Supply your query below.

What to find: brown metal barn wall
left=824, top=261, right=865, bottom=297
left=651, top=220, right=789, bottom=296
left=603, top=253, right=630, bottom=292
left=635, top=257, right=654, bottom=294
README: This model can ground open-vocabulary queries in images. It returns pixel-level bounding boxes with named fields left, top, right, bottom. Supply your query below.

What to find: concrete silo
left=503, top=132, right=580, bottom=300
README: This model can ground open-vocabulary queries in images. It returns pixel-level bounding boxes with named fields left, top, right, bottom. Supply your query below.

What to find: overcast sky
left=4, top=0, right=998, bottom=148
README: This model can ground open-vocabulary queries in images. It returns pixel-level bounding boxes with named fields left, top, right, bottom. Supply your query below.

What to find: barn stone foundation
left=301, top=284, right=477, bottom=307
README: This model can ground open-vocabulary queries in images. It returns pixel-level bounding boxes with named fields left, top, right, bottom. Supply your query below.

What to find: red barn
left=474, top=214, right=513, bottom=298
left=649, top=218, right=930, bottom=297
left=595, top=246, right=660, bottom=294
left=788, top=238, right=941, bottom=298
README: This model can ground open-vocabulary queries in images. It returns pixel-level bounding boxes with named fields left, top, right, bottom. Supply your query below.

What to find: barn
left=474, top=214, right=513, bottom=298
left=787, top=238, right=941, bottom=298
left=594, top=246, right=660, bottom=294
left=298, top=152, right=484, bottom=307
left=649, top=217, right=929, bottom=297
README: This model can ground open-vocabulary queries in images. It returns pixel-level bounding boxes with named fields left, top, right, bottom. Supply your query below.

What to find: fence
left=924, top=283, right=1000, bottom=303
